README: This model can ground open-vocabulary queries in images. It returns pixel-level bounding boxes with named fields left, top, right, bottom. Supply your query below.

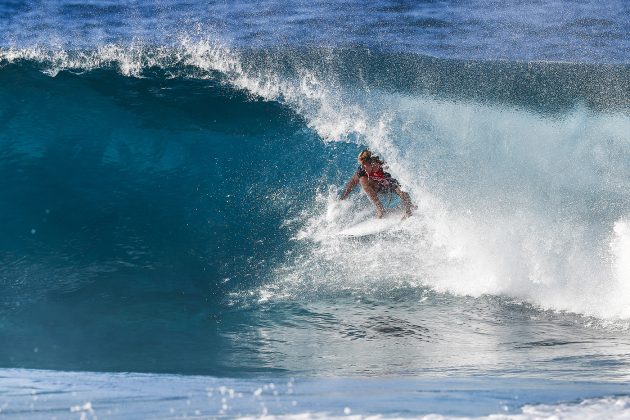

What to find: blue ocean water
left=1, top=0, right=630, bottom=418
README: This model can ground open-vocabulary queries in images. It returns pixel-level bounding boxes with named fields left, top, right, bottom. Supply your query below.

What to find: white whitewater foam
left=265, top=85, right=630, bottom=321
left=610, top=220, right=630, bottom=315
left=237, top=396, right=630, bottom=419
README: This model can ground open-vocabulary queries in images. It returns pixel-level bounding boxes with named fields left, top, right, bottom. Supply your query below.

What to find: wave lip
left=2, top=41, right=629, bottom=110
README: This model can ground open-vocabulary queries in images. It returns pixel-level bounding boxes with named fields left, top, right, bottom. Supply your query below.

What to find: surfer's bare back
left=340, top=149, right=414, bottom=219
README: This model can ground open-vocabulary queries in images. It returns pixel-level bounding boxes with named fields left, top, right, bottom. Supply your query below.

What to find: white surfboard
left=337, top=211, right=405, bottom=237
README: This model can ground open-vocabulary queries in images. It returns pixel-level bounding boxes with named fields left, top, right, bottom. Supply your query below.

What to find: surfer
left=340, top=149, right=414, bottom=219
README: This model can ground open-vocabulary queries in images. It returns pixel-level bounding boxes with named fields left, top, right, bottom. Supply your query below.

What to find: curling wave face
left=0, top=38, right=629, bottom=376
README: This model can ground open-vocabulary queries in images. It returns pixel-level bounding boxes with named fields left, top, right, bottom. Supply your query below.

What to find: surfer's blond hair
left=357, top=149, right=383, bottom=165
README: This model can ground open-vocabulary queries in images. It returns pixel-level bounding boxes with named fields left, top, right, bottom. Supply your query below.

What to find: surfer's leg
left=359, top=176, right=385, bottom=218
left=394, top=187, right=413, bottom=218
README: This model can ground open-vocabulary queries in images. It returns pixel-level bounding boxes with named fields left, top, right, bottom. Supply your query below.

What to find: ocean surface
left=1, top=0, right=630, bottom=418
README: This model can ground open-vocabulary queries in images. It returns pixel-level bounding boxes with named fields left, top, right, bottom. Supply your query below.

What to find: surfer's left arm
left=340, top=173, right=359, bottom=200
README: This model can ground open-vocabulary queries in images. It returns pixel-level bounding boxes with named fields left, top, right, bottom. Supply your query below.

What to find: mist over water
left=1, top=0, right=628, bottom=63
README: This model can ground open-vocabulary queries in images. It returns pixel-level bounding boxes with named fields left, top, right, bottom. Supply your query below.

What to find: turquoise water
left=1, top=0, right=630, bottom=418
left=2, top=370, right=630, bottom=418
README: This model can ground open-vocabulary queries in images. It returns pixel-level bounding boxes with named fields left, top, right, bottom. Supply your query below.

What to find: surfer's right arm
left=340, top=173, right=360, bottom=200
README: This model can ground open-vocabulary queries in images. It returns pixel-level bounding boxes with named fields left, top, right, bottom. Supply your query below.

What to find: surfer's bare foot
left=375, top=208, right=384, bottom=218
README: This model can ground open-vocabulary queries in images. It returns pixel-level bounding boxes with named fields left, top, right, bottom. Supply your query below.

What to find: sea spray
left=271, top=94, right=630, bottom=320
left=610, top=220, right=630, bottom=317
